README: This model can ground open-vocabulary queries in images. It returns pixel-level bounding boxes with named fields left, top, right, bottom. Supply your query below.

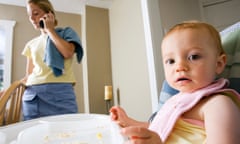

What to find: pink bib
left=149, top=78, right=240, bottom=142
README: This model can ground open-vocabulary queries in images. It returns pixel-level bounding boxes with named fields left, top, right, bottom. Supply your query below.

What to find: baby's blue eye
left=188, top=54, right=201, bottom=61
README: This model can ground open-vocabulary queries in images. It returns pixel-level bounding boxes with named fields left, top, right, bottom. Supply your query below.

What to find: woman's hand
left=41, top=12, right=75, bottom=58
left=122, top=126, right=163, bottom=144
left=20, top=77, right=28, bottom=84
left=40, top=12, right=55, bottom=31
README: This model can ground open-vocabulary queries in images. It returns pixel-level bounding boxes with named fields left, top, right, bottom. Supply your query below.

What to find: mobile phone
left=39, top=20, right=44, bottom=28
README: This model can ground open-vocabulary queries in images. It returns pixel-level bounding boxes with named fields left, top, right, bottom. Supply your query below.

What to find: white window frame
left=0, top=20, right=16, bottom=89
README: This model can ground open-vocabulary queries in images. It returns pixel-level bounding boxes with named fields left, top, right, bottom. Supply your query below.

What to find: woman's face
left=27, top=2, right=46, bottom=29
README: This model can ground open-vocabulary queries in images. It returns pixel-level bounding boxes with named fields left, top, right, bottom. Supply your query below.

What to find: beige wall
left=0, top=4, right=85, bottom=113
left=159, top=0, right=202, bottom=31
left=109, top=0, right=152, bottom=121
left=85, top=6, right=112, bottom=114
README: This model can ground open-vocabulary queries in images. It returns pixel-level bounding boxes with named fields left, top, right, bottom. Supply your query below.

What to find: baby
left=110, top=21, right=240, bottom=144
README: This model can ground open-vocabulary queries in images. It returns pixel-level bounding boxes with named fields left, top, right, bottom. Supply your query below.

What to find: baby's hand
left=109, top=106, right=118, bottom=120
left=109, top=106, right=129, bottom=127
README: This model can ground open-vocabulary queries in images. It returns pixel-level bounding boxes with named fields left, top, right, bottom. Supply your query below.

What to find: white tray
left=14, top=114, right=124, bottom=144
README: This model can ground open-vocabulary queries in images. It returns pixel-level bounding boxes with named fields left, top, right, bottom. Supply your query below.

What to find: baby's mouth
left=176, top=77, right=190, bottom=82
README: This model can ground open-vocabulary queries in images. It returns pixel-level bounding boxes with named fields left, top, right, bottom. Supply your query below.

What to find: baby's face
left=161, top=28, right=225, bottom=93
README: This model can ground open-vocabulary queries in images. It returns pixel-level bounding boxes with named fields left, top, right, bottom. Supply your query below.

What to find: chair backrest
left=0, top=80, right=25, bottom=126
left=219, top=21, right=240, bottom=93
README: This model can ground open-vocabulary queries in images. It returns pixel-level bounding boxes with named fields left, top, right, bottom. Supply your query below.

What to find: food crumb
left=96, top=133, right=102, bottom=140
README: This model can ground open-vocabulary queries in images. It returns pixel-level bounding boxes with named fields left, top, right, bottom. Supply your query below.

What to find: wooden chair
left=0, top=80, right=25, bottom=126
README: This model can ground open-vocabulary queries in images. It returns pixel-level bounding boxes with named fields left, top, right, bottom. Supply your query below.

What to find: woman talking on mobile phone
left=21, top=0, right=83, bottom=120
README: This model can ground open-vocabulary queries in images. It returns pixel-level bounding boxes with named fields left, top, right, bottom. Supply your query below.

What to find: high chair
left=0, top=80, right=25, bottom=126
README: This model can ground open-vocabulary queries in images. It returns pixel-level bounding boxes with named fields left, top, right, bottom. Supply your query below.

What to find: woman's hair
left=164, top=20, right=225, bottom=55
left=27, top=0, right=58, bottom=26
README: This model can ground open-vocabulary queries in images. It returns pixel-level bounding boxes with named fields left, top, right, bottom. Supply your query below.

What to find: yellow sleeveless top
left=166, top=118, right=206, bottom=144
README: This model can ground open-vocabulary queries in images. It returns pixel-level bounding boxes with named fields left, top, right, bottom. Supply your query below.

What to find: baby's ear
left=216, top=54, right=227, bottom=74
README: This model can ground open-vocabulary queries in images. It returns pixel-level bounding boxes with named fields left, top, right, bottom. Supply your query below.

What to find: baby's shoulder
left=201, top=94, right=239, bottom=115
left=183, top=94, right=234, bottom=120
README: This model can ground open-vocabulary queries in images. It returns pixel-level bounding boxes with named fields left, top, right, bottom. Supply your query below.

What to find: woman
left=22, top=0, right=83, bottom=120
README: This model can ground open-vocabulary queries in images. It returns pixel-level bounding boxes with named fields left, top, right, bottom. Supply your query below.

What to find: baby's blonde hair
left=164, top=21, right=225, bottom=55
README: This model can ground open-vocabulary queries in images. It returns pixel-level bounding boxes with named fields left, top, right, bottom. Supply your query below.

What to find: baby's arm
left=121, top=126, right=163, bottom=144
left=109, top=106, right=149, bottom=128
left=203, top=95, right=240, bottom=144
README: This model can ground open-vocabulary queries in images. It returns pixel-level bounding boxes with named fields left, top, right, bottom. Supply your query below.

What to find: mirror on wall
left=159, top=0, right=240, bottom=32
left=200, top=0, right=240, bottom=30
